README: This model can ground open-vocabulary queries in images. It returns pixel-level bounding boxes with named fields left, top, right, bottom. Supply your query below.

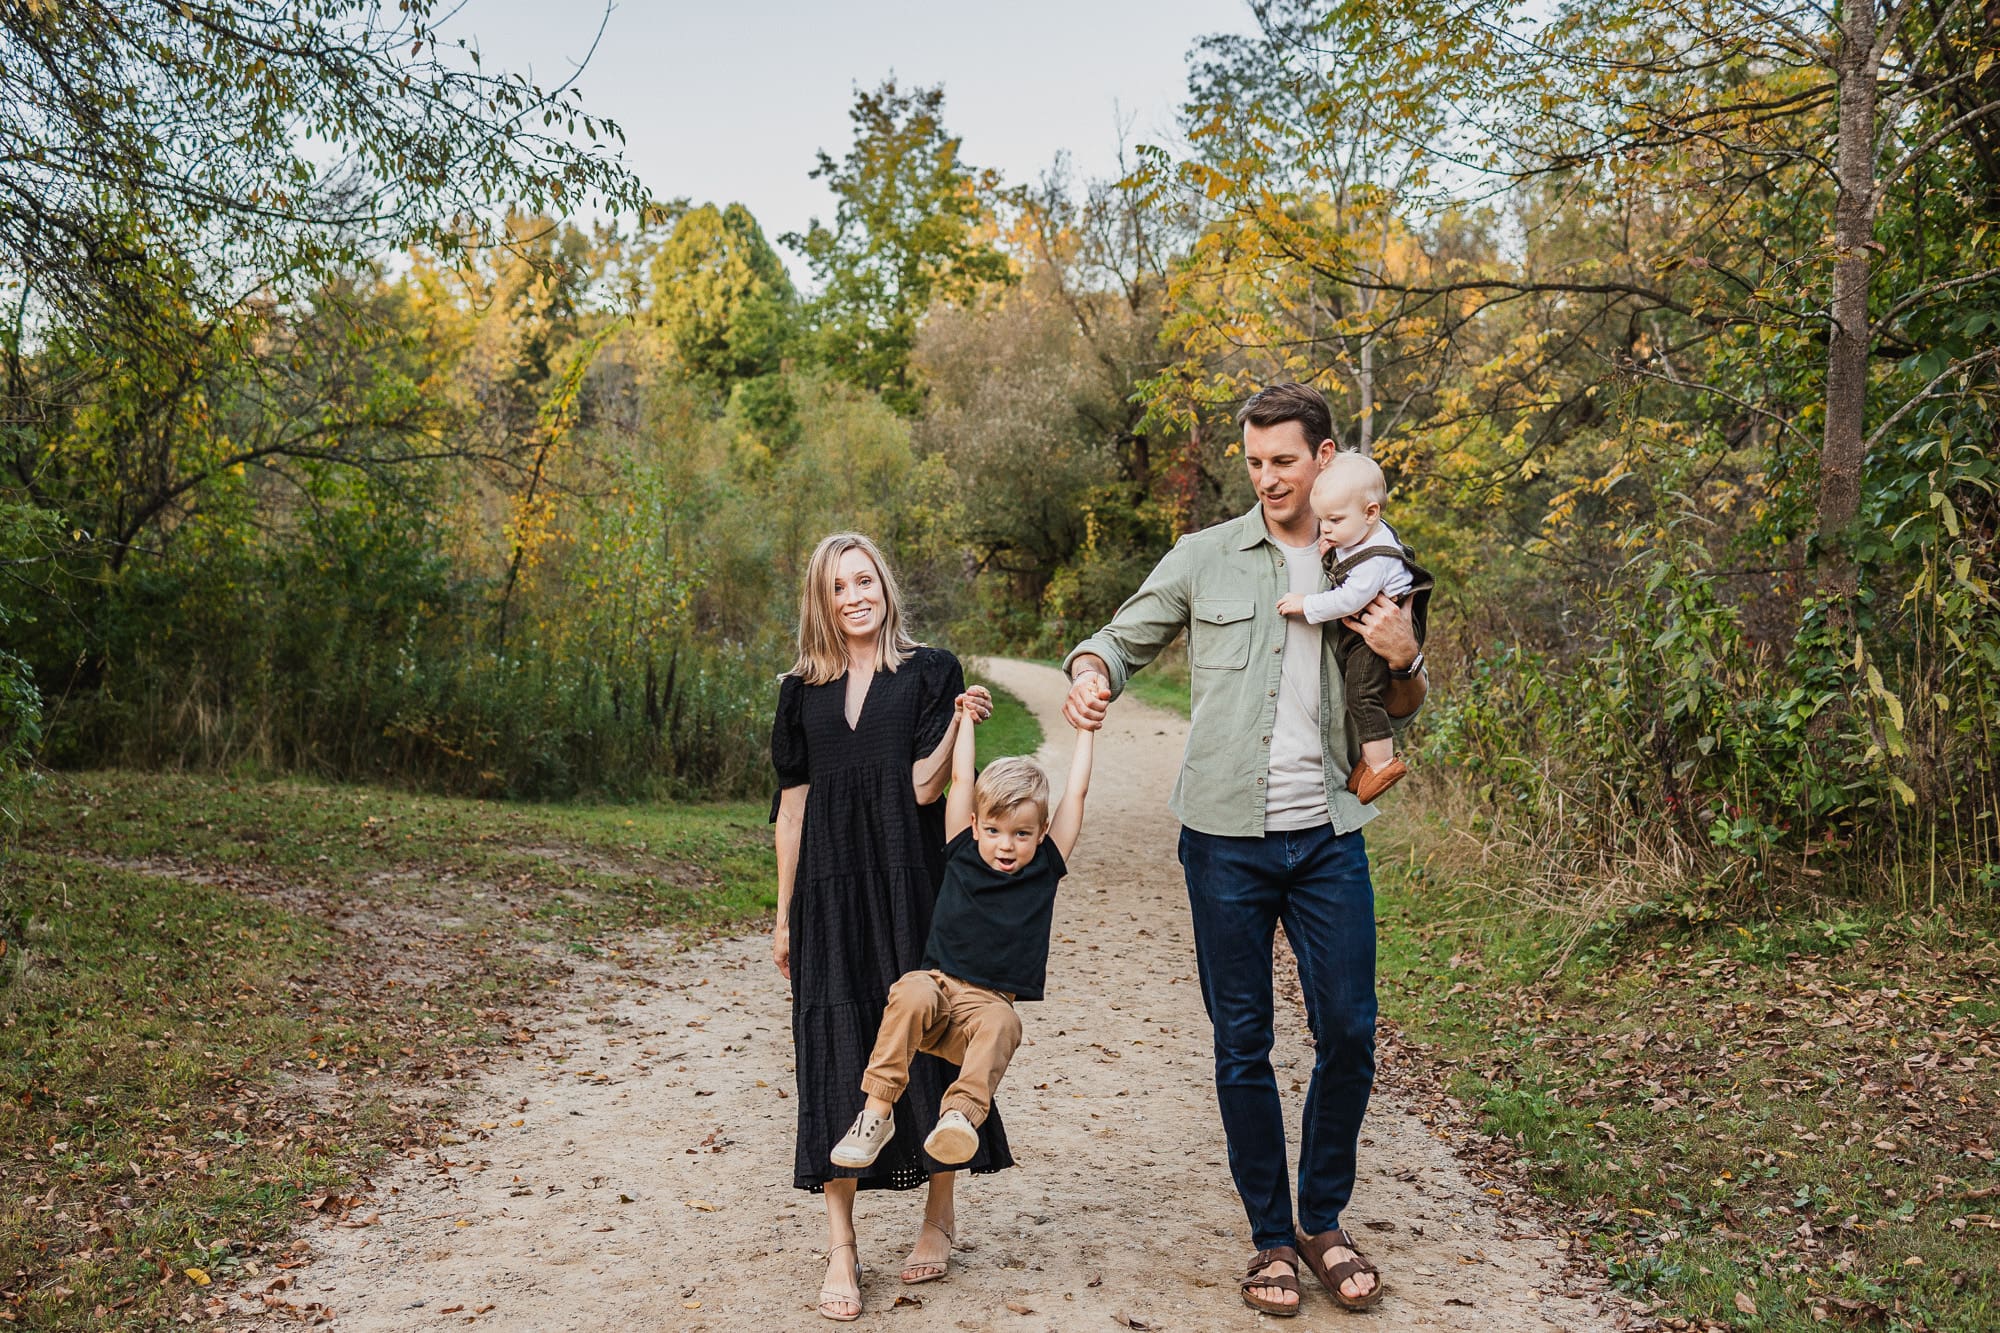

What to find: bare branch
left=1866, top=346, right=2000, bottom=449
left=1882, top=96, right=2000, bottom=187
left=1878, top=266, right=2000, bottom=326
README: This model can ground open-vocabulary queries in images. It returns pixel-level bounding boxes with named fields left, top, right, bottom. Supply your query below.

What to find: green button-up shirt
left=1062, top=503, right=1417, bottom=838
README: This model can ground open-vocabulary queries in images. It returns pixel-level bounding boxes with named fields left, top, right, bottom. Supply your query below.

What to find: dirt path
left=255, top=660, right=1614, bottom=1331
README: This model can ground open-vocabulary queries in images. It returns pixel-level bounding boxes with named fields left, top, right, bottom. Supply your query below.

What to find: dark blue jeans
left=1179, top=823, right=1377, bottom=1252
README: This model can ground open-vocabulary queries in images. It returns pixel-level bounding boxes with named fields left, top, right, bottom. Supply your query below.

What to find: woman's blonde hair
left=789, top=532, right=920, bottom=685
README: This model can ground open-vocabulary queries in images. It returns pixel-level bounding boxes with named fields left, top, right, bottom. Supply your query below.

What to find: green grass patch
left=1368, top=808, right=2000, bottom=1333
left=1122, top=663, right=1192, bottom=719
left=968, top=676, right=1043, bottom=765
left=1, top=771, right=775, bottom=1329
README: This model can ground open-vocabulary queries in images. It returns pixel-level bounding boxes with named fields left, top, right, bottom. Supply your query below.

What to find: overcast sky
left=446, top=0, right=1258, bottom=263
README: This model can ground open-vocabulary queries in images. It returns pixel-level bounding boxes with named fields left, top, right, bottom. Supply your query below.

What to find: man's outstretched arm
left=1061, top=542, right=1194, bottom=731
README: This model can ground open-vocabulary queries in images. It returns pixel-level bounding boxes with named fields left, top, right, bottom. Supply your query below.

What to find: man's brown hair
left=1235, top=382, right=1334, bottom=451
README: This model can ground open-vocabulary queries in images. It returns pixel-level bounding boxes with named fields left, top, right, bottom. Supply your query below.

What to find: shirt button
left=1272, top=646, right=1281, bottom=653
left=1268, top=689, right=1276, bottom=697
left=1256, top=777, right=1265, bottom=785
left=1261, top=735, right=1270, bottom=743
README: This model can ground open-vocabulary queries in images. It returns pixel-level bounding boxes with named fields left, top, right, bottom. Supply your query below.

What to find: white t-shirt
left=1265, top=538, right=1329, bottom=831
left=1299, top=519, right=1413, bottom=625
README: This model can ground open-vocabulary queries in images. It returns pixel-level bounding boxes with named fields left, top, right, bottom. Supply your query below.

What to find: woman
left=770, top=532, right=1014, bottom=1321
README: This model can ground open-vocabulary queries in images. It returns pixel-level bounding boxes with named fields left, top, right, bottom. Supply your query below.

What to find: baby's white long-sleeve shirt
left=1299, top=520, right=1414, bottom=625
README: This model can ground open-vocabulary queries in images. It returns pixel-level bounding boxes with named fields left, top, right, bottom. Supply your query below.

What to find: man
left=1061, top=383, right=1424, bottom=1315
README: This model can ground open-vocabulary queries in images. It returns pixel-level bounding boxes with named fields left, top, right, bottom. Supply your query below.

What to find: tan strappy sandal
left=1296, top=1226, right=1386, bottom=1311
left=818, top=1241, right=862, bottom=1321
left=900, top=1218, right=953, bottom=1284
left=1240, top=1245, right=1303, bottom=1316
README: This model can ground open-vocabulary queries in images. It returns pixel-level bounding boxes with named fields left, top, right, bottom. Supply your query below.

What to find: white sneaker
left=923, top=1110, right=979, bottom=1165
left=830, top=1109, right=896, bottom=1168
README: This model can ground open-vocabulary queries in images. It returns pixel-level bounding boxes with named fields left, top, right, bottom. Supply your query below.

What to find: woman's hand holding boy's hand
left=955, top=685, right=993, bottom=723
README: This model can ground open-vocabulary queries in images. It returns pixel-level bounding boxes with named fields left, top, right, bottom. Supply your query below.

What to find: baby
left=1276, top=451, right=1433, bottom=803
left=831, top=692, right=1096, bottom=1168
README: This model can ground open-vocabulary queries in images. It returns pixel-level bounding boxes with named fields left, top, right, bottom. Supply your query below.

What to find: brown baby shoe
left=1345, top=757, right=1409, bottom=804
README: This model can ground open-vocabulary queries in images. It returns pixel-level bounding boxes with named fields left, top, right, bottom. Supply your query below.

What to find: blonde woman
left=770, top=533, right=1012, bottom=1321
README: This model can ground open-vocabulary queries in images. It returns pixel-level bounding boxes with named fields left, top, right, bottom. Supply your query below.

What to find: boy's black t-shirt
left=921, top=828, right=1068, bottom=1002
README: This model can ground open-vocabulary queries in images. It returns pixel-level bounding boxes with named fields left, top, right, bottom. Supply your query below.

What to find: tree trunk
left=1817, top=1, right=1880, bottom=599
left=1357, top=331, right=1374, bottom=457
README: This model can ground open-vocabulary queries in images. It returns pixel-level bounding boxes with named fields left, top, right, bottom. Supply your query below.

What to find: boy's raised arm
left=944, top=698, right=979, bottom=842
left=1048, top=725, right=1094, bottom=860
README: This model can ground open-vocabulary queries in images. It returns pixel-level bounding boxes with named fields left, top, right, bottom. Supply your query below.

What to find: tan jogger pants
left=860, top=969, right=1022, bottom=1126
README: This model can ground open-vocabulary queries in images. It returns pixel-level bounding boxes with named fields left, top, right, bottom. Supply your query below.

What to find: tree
left=785, top=80, right=1012, bottom=413
left=0, top=0, right=646, bottom=333
left=1155, top=0, right=2000, bottom=595
left=650, top=203, right=796, bottom=388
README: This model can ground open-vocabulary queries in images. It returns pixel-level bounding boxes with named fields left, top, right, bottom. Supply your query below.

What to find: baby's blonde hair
left=974, top=756, right=1050, bottom=827
left=1313, top=451, right=1388, bottom=512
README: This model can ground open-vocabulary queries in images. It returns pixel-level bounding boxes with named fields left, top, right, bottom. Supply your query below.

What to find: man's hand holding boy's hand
left=1062, top=669, right=1111, bottom=732
left=1276, top=592, right=1306, bottom=618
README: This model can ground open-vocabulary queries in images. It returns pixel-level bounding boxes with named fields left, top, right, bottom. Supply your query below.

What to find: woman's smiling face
left=831, top=546, right=886, bottom=644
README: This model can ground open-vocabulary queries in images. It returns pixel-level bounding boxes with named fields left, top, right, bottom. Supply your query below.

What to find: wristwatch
left=1388, top=651, right=1425, bottom=680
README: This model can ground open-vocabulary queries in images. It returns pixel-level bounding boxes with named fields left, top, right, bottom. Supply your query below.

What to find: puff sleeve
left=911, top=648, right=965, bottom=761
left=769, top=673, right=808, bottom=821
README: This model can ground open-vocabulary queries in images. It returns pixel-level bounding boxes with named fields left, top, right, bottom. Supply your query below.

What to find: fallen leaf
left=1006, top=1300, right=1036, bottom=1314
left=893, top=1294, right=923, bottom=1308
left=1735, top=1291, right=1758, bottom=1316
left=183, top=1268, right=211, bottom=1286
left=441, top=1306, right=464, bottom=1315
left=686, top=1199, right=716, bottom=1212
left=1111, top=1314, right=1161, bottom=1330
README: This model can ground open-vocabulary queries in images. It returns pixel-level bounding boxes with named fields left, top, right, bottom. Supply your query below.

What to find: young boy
left=831, top=694, right=1095, bottom=1168
left=1276, top=450, right=1434, bottom=803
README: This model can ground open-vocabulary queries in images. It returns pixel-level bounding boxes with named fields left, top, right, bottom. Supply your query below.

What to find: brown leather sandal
left=1240, top=1245, right=1302, bottom=1317
left=1296, top=1227, right=1385, bottom=1311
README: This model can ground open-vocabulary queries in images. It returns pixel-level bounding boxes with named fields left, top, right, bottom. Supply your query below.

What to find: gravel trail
left=256, top=659, right=1614, bottom=1332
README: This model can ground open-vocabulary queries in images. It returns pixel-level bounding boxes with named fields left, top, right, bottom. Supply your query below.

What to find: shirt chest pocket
left=1190, top=598, right=1256, bottom=670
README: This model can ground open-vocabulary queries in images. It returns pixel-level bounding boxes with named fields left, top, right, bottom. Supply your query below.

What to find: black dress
left=771, top=646, right=1015, bottom=1192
